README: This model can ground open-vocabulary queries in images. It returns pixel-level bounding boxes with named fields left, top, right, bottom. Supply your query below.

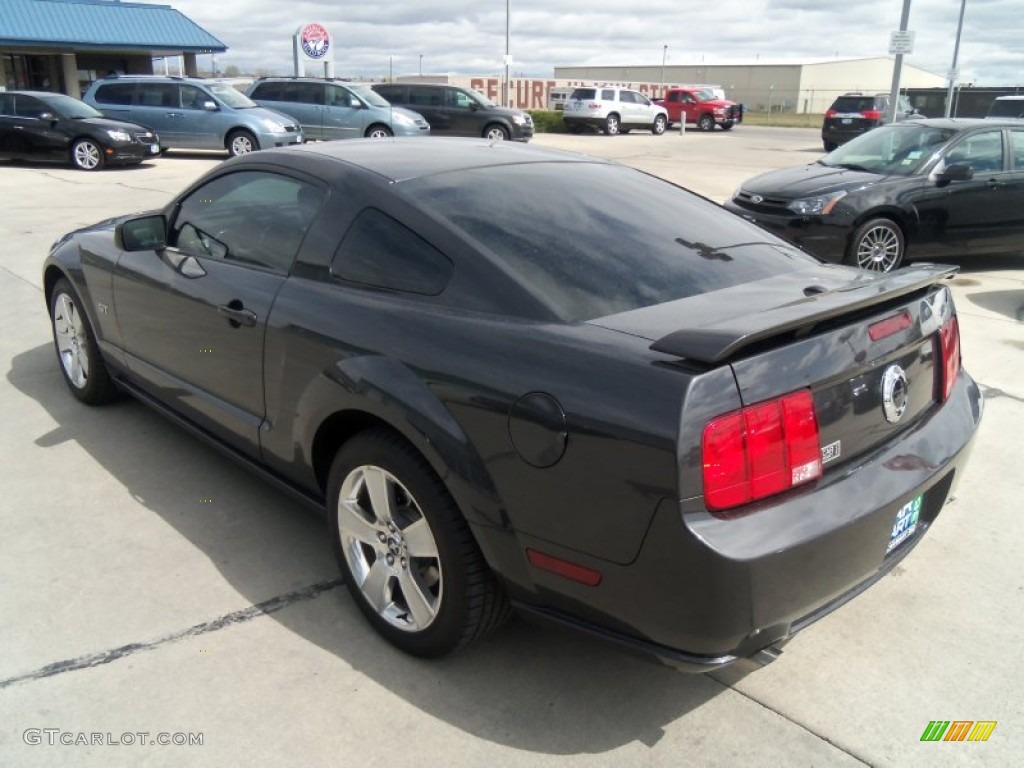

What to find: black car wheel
left=328, top=429, right=510, bottom=657
left=823, top=140, right=838, bottom=152
left=848, top=218, right=905, bottom=272
left=227, top=129, right=258, bottom=157
left=720, top=121, right=734, bottom=131
left=49, top=278, right=117, bottom=404
left=603, top=114, right=620, bottom=135
left=697, top=114, right=715, bottom=132
left=483, top=124, right=509, bottom=141
left=651, top=115, right=667, bottom=135
left=366, top=124, right=393, bottom=138
left=71, top=139, right=105, bottom=171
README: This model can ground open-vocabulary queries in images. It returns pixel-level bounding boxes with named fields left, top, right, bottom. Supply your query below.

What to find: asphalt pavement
left=0, top=128, right=1021, bottom=766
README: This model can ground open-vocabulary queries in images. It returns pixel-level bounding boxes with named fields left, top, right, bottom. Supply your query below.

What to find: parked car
left=822, top=92, right=920, bottom=151
left=986, top=95, right=1024, bottom=119
left=726, top=118, right=1024, bottom=272
left=371, top=83, right=532, bottom=141
left=246, top=77, right=429, bottom=139
left=562, top=87, right=668, bottom=135
left=44, top=139, right=980, bottom=669
left=0, top=91, right=159, bottom=170
left=653, top=86, right=743, bottom=131
left=83, top=75, right=302, bottom=156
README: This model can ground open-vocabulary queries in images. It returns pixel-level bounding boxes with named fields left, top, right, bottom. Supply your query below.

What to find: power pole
left=503, top=0, right=511, bottom=106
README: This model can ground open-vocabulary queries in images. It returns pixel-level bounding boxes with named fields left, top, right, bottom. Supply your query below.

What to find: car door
left=89, top=82, right=135, bottom=123
left=9, top=94, right=67, bottom=161
left=112, top=169, right=325, bottom=456
left=323, top=84, right=363, bottom=140
left=407, top=86, right=449, bottom=132
left=176, top=84, right=223, bottom=149
left=935, top=128, right=1012, bottom=253
left=445, top=88, right=482, bottom=136
left=0, top=93, right=22, bottom=159
left=131, top=83, right=184, bottom=146
left=282, top=82, right=325, bottom=140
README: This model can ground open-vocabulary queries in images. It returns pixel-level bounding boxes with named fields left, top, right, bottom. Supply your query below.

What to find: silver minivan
left=246, top=78, right=430, bottom=140
left=83, top=76, right=302, bottom=156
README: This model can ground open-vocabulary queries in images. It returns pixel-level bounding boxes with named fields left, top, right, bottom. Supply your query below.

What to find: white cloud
left=158, top=0, right=1020, bottom=84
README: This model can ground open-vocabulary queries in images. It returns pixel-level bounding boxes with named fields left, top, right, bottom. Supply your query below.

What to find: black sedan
left=726, top=118, right=1024, bottom=271
left=0, top=91, right=159, bottom=170
left=43, top=139, right=981, bottom=669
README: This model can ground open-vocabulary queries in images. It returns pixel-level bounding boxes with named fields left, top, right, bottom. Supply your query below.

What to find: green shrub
left=527, top=110, right=568, bottom=134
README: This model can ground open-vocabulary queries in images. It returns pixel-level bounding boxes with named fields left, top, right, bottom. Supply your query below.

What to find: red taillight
left=861, top=109, right=882, bottom=120
left=702, top=390, right=822, bottom=513
left=939, top=315, right=960, bottom=401
left=825, top=109, right=837, bottom=118
left=869, top=310, right=912, bottom=341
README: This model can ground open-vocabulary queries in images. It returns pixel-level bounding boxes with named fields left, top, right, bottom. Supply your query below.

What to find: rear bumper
left=512, top=370, right=982, bottom=670
left=722, top=199, right=851, bottom=263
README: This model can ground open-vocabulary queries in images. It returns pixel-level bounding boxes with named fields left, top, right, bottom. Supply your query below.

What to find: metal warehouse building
left=555, top=57, right=946, bottom=113
left=0, top=0, right=226, bottom=97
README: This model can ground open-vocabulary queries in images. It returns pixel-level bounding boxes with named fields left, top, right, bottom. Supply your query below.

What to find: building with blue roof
left=1, top=0, right=227, bottom=96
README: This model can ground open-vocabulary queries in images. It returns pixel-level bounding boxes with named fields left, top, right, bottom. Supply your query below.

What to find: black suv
left=822, top=93, right=919, bottom=151
left=371, top=83, right=533, bottom=141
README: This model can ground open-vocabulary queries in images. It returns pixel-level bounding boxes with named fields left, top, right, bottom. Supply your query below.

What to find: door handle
left=217, top=302, right=257, bottom=328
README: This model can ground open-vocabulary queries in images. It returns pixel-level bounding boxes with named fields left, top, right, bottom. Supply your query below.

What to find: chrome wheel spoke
left=360, top=558, right=392, bottom=614
left=398, top=569, right=436, bottom=629
left=337, top=499, right=383, bottom=545
left=402, top=518, right=438, bottom=559
left=362, top=467, right=395, bottom=525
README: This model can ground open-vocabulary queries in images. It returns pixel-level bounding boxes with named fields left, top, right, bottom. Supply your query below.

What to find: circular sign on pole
left=299, top=23, right=331, bottom=60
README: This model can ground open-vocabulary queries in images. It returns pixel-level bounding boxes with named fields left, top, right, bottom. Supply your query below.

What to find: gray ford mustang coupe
left=43, top=139, right=981, bottom=669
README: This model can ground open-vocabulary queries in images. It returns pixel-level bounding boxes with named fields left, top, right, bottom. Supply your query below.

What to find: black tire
left=483, top=123, right=510, bottom=141
left=327, top=429, right=510, bottom=657
left=651, top=115, right=667, bottom=135
left=697, top=114, right=715, bottom=132
left=71, top=138, right=105, bottom=171
left=365, top=124, right=393, bottom=138
left=823, top=140, right=838, bottom=152
left=49, top=278, right=117, bottom=404
left=603, top=113, right=620, bottom=135
left=720, top=121, right=734, bottom=131
left=619, top=127, right=632, bottom=134
left=227, top=129, right=258, bottom=157
left=847, top=217, right=906, bottom=272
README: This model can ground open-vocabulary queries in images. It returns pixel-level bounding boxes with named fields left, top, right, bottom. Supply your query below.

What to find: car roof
left=993, top=95, right=1024, bottom=101
left=4, top=90, right=64, bottom=98
left=265, top=137, right=603, bottom=184
left=892, top=117, right=1017, bottom=129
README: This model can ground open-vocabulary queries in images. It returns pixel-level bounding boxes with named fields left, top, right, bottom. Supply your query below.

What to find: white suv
left=562, top=87, right=668, bottom=136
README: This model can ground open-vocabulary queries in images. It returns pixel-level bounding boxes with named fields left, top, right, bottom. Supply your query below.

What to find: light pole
left=419, top=54, right=423, bottom=78
left=944, top=0, right=967, bottom=117
left=503, top=0, right=511, bottom=107
left=886, top=0, right=912, bottom=123
left=660, top=45, right=667, bottom=96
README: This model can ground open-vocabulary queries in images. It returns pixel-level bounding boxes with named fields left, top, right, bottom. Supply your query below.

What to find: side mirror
left=934, top=163, right=973, bottom=185
left=117, top=213, right=167, bottom=251
left=202, top=100, right=218, bottom=111
left=469, top=101, right=481, bottom=111
left=38, top=111, right=55, bottom=121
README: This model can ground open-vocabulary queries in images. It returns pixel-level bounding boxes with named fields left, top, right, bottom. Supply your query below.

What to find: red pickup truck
left=653, top=87, right=743, bottom=131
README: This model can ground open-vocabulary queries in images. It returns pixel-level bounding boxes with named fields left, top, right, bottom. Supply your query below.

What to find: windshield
left=409, top=163, right=817, bottom=322
left=695, top=89, right=716, bottom=102
left=207, top=84, right=257, bottom=109
left=466, top=89, right=494, bottom=108
left=820, top=124, right=956, bottom=175
left=40, top=94, right=102, bottom=119
left=351, top=85, right=390, bottom=108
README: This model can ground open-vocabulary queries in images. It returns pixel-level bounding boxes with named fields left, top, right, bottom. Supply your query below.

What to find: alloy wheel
left=855, top=223, right=903, bottom=271
left=52, top=292, right=90, bottom=389
left=73, top=141, right=101, bottom=170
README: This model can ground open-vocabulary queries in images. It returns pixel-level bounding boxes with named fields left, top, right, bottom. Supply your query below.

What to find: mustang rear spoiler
left=650, top=264, right=959, bottom=364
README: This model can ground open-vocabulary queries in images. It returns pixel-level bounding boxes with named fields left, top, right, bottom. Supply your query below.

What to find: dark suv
left=371, top=83, right=533, bottom=141
left=822, top=93, right=919, bottom=151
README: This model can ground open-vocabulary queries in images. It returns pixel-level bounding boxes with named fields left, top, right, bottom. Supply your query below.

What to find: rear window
left=830, top=96, right=875, bottom=113
left=570, top=88, right=596, bottom=100
left=408, top=163, right=816, bottom=322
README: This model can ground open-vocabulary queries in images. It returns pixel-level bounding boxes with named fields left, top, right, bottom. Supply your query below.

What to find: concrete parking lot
left=1, top=128, right=1021, bottom=767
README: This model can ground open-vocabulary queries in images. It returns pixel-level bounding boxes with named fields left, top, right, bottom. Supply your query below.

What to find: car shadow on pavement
left=8, top=343, right=728, bottom=754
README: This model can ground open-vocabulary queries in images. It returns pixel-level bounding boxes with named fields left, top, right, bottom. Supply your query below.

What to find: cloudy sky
left=157, top=0, right=1021, bottom=85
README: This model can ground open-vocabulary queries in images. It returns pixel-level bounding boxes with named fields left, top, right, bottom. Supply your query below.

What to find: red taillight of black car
left=940, top=314, right=961, bottom=402
left=861, top=109, right=883, bottom=120
left=702, top=390, right=822, bottom=512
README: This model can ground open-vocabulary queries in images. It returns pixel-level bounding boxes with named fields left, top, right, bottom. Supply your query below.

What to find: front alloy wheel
left=849, top=218, right=905, bottom=272
left=49, top=278, right=116, bottom=404
left=604, top=114, right=620, bottom=135
left=71, top=139, right=104, bottom=171
left=651, top=115, right=667, bottom=135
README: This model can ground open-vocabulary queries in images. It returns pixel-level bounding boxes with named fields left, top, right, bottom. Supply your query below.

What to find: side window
left=180, top=85, right=208, bottom=110
left=0, top=94, right=14, bottom=116
left=170, top=171, right=324, bottom=273
left=668, top=92, right=680, bottom=103
left=327, top=86, right=356, bottom=107
left=94, top=83, right=135, bottom=105
left=332, top=209, right=453, bottom=295
left=138, top=84, right=178, bottom=108
left=946, top=131, right=1004, bottom=173
left=14, top=96, right=48, bottom=118
left=375, top=85, right=404, bottom=102
left=297, top=83, right=325, bottom=105
left=1010, top=130, right=1024, bottom=170
left=250, top=82, right=281, bottom=100
left=601, top=89, right=615, bottom=101
left=448, top=89, right=475, bottom=109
